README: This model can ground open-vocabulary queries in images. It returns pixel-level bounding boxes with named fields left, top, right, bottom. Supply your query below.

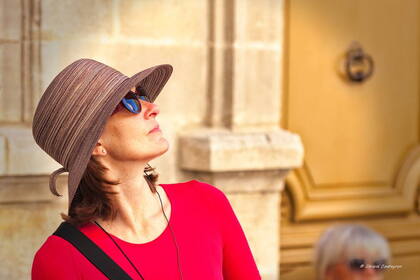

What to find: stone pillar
left=178, top=1, right=303, bottom=279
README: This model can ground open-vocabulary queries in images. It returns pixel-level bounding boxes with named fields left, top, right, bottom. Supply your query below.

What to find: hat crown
left=32, top=58, right=128, bottom=170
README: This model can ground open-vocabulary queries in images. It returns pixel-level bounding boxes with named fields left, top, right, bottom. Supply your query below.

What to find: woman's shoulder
left=161, top=179, right=230, bottom=209
left=34, top=234, right=75, bottom=259
left=161, top=179, right=226, bottom=197
left=32, top=234, right=81, bottom=279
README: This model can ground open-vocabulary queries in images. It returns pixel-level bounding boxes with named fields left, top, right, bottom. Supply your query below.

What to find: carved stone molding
left=0, top=174, right=67, bottom=204
left=179, top=128, right=303, bottom=174
left=286, top=144, right=420, bottom=221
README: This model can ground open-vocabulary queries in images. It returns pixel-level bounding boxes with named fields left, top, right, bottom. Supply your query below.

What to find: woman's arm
left=32, top=236, right=80, bottom=280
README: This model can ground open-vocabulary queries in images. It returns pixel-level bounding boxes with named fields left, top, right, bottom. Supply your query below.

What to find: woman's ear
left=92, top=142, right=106, bottom=156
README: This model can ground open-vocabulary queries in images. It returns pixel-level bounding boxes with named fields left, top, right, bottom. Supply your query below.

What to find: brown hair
left=60, top=156, right=159, bottom=227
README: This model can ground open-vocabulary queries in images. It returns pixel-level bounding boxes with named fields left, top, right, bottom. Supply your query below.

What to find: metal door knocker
left=345, top=41, right=374, bottom=83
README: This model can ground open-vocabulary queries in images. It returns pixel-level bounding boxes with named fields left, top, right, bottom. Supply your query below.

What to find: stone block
left=234, top=0, right=283, bottom=43
left=0, top=42, right=23, bottom=122
left=179, top=129, right=304, bottom=172
left=118, top=0, right=207, bottom=41
left=232, top=48, right=282, bottom=128
left=41, top=0, right=113, bottom=40
left=0, top=126, right=62, bottom=175
left=0, top=0, right=21, bottom=41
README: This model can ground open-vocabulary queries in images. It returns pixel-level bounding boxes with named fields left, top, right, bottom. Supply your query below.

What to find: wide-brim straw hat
left=32, top=58, right=172, bottom=211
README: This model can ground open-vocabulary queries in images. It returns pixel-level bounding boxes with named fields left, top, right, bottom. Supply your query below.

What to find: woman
left=31, top=59, right=261, bottom=279
left=314, top=224, right=391, bottom=280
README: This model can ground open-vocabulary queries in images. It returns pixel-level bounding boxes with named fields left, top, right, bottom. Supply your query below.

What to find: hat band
left=49, top=167, right=68, bottom=196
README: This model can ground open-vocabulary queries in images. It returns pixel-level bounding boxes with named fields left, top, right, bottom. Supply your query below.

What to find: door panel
left=284, top=0, right=419, bottom=220
left=282, top=1, right=420, bottom=278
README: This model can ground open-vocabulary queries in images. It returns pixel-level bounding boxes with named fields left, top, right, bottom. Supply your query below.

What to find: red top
left=31, top=180, right=261, bottom=279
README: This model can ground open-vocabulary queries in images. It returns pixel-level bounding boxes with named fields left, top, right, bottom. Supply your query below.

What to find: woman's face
left=326, top=257, right=386, bottom=280
left=96, top=87, right=169, bottom=163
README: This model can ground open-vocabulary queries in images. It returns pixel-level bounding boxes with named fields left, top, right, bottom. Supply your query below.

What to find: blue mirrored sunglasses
left=113, top=89, right=151, bottom=115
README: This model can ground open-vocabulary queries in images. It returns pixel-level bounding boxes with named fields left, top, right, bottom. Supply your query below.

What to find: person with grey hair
left=314, top=224, right=391, bottom=280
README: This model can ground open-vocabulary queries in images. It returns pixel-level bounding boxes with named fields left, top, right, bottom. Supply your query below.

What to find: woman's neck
left=95, top=166, right=163, bottom=239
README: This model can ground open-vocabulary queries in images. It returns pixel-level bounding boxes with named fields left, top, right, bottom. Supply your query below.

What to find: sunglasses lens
left=139, top=95, right=150, bottom=102
left=122, top=97, right=140, bottom=113
left=112, top=90, right=150, bottom=115
left=349, top=259, right=365, bottom=270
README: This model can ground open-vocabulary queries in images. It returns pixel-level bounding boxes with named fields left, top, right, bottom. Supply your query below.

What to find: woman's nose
left=143, top=101, right=160, bottom=119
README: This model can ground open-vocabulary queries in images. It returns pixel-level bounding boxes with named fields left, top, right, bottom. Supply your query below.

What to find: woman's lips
left=149, top=125, right=161, bottom=134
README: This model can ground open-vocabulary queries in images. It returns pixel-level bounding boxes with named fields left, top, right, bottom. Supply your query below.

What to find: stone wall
left=0, top=1, right=303, bottom=279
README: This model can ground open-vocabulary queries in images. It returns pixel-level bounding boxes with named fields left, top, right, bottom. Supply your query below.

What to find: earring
left=102, top=148, right=106, bottom=154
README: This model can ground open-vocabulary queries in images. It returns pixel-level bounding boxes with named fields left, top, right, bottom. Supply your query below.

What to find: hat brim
left=67, top=64, right=173, bottom=211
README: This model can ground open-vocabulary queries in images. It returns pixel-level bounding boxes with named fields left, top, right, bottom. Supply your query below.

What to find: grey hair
left=313, top=224, right=391, bottom=280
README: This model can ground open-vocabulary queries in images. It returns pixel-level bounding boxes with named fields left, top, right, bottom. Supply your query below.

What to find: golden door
left=281, top=0, right=420, bottom=279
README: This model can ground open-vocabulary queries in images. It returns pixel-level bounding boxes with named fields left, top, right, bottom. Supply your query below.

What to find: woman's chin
left=132, top=136, right=169, bottom=161
left=154, top=138, right=170, bottom=155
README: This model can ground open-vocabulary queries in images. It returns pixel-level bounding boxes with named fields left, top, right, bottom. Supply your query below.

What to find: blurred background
left=0, top=0, right=418, bottom=279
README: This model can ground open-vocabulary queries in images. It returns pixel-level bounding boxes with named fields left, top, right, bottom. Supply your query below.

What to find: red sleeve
left=196, top=181, right=262, bottom=279
left=32, top=236, right=81, bottom=280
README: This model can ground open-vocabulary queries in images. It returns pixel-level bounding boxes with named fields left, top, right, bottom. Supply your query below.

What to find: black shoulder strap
left=53, top=222, right=133, bottom=280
